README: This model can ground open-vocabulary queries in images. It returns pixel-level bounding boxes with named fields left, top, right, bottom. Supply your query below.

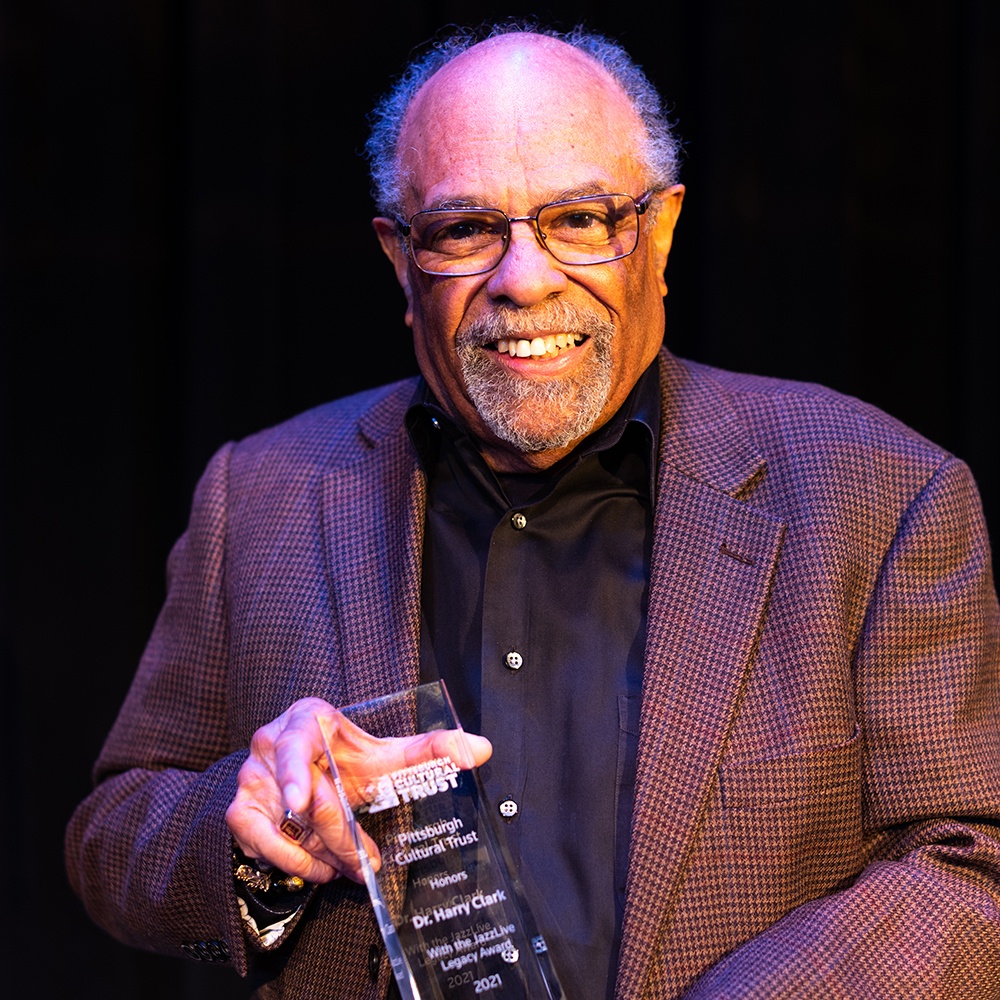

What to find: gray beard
left=456, top=302, right=616, bottom=453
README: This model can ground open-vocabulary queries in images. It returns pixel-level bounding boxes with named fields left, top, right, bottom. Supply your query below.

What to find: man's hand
left=226, top=697, right=492, bottom=885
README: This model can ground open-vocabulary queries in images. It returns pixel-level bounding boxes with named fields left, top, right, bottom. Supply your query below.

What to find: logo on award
left=364, top=755, right=461, bottom=813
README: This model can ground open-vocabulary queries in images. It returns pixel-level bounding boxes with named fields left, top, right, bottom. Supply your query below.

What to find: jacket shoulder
left=227, top=377, right=418, bottom=478
left=676, top=357, right=949, bottom=468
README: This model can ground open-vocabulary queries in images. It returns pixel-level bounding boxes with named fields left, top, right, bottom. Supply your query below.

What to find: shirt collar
left=406, top=360, right=661, bottom=500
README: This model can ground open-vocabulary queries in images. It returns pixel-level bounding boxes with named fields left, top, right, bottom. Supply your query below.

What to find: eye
left=544, top=202, right=617, bottom=243
left=416, top=213, right=505, bottom=252
left=572, top=211, right=608, bottom=230
left=436, top=220, right=486, bottom=243
left=551, top=208, right=609, bottom=230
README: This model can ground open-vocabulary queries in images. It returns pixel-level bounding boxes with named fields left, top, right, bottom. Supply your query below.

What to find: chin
left=480, top=396, right=607, bottom=453
left=463, top=350, right=612, bottom=455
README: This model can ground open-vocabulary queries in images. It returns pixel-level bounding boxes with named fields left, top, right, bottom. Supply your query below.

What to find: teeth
left=495, top=335, right=583, bottom=358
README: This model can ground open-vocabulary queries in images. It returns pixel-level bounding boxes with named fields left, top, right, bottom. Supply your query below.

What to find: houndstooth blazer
left=66, top=349, right=1000, bottom=998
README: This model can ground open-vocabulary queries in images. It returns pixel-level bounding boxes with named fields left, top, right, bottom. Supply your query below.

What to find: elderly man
left=67, top=23, right=1000, bottom=1000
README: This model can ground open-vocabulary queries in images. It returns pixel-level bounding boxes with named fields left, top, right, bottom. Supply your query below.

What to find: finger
left=227, top=797, right=339, bottom=883
left=229, top=744, right=357, bottom=883
left=349, top=824, right=383, bottom=882
left=328, top=723, right=492, bottom=804
left=405, top=728, right=493, bottom=771
left=271, top=701, right=333, bottom=813
left=227, top=756, right=284, bottom=856
left=355, top=728, right=492, bottom=788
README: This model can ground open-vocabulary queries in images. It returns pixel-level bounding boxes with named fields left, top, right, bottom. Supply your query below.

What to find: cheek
left=408, top=284, right=476, bottom=389
left=611, top=268, right=666, bottom=367
left=411, top=277, right=485, bottom=350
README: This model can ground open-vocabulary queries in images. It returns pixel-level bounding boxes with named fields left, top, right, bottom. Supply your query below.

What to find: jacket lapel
left=317, top=392, right=426, bottom=937
left=615, top=354, right=786, bottom=997
left=320, top=388, right=425, bottom=711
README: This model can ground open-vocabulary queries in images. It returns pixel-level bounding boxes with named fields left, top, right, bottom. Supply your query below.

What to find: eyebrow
left=422, top=182, right=620, bottom=214
left=425, top=197, right=499, bottom=211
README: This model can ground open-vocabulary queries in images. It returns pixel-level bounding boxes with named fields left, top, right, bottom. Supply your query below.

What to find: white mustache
left=457, top=303, right=614, bottom=349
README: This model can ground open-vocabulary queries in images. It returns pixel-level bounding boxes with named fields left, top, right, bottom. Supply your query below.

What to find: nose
left=485, top=219, right=568, bottom=306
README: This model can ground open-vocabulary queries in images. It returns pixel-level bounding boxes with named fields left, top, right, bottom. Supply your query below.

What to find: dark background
left=1, top=1, right=997, bottom=996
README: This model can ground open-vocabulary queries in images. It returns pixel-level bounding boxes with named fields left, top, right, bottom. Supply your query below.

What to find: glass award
left=331, top=681, right=564, bottom=1000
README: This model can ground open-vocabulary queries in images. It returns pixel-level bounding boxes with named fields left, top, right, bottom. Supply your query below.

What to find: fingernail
left=480, top=737, right=494, bottom=765
left=284, top=783, right=304, bottom=811
left=456, top=732, right=489, bottom=768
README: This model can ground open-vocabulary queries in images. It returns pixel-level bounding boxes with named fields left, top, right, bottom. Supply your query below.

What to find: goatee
left=456, top=302, right=615, bottom=452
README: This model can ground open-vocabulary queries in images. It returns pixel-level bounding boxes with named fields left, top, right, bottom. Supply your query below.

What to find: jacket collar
left=656, top=350, right=767, bottom=500
left=351, top=348, right=767, bottom=497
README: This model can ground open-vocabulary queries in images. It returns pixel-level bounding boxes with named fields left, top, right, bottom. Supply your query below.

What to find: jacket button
left=368, top=942, right=381, bottom=983
left=510, top=512, right=527, bottom=530
left=206, top=939, right=230, bottom=962
left=181, top=939, right=230, bottom=962
left=505, top=651, right=523, bottom=671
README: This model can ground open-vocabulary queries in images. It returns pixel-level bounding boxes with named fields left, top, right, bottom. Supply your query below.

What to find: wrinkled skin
left=227, top=698, right=491, bottom=883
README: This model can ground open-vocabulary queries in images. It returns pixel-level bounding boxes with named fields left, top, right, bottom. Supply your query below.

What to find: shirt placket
left=479, top=500, right=537, bottom=866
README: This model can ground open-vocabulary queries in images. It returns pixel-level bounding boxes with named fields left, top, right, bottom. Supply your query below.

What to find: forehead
left=398, top=35, right=648, bottom=211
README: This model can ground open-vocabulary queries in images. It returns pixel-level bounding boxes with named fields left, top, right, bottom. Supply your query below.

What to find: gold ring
left=278, top=808, right=312, bottom=845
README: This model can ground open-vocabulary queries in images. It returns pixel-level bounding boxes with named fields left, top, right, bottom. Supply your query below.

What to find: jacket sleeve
left=685, top=456, right=1000, bottom=997
left=64, top=443, right=256, bottom=975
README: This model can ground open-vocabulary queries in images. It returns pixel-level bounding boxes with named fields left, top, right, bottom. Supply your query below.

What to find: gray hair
left=365, top=22, right=682, bottom=218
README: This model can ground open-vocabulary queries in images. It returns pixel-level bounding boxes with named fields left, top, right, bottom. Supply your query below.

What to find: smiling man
left=371, top=34, right=683, bottom=472
left=67, top=23, right=1000, bottom=1000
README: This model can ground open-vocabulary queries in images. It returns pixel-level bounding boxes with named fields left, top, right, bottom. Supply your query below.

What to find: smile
left=489, top=333, right=586, bottom=359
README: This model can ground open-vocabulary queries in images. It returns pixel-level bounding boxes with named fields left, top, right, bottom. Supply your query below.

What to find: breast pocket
left=719, top=726, right=865, bottom=929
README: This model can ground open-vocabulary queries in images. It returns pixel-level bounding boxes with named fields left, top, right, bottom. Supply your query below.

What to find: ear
left=373, top=217, right=415, bottom=328
left=649, top=185, right=685, bottom=297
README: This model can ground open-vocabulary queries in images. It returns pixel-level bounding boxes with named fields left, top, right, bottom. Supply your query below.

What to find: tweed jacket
left=66, top=350, right=1000, bottom=998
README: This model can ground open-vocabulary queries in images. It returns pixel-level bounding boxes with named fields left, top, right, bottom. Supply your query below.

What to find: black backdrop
left=1, top=2, right=997, bottom=997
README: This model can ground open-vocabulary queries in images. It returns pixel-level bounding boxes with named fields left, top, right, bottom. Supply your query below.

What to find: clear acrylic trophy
left=326, top=681, right=564, bottom=1000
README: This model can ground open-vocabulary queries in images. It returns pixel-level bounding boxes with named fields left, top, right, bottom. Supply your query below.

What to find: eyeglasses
left=396, top=191, right=655, bottom=277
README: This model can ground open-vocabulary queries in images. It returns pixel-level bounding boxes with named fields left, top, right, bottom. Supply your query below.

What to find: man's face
left=375, top=35, right=684, bottom=472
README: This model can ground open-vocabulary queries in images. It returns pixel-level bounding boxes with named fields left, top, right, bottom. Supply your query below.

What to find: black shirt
left=407, top=363, right=659, bottom=1000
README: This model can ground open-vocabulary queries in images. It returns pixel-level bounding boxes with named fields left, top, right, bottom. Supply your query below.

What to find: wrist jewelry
left=232, top=849, right=306, bottom=894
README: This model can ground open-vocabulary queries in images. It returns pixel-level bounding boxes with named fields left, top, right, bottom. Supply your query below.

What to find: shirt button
left=510, top=512, right=527, bottom=530
left=505, top=651, right=523, bottom=671
left=499, top=798, right=519, bottom=821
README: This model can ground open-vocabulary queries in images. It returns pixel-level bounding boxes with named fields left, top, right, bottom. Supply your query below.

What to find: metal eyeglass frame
left=395, top=190, right=656, bottom=277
